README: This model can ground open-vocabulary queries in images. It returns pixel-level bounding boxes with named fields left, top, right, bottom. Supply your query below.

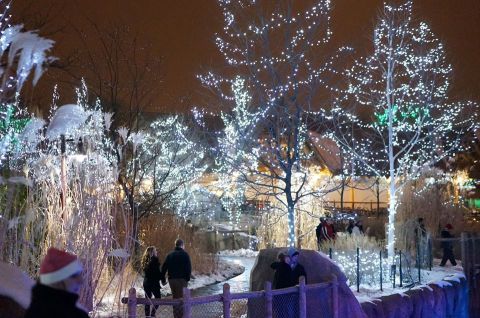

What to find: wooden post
left=264, top=281, right=272, bottom=318
left=461, top=232, right=470, bottom=286
left=127, top=287, right=137, bottom=318
left=298, top=276, right=307, bottom=318
left=380, top=250, right=383, bottom=291
left=331, top=274, right=339, bottom=318
left=183, top=287, right=191, bottom=318
left=223, top=283, right=231, bottom=318
left=356, top=247, right=360, bottom=292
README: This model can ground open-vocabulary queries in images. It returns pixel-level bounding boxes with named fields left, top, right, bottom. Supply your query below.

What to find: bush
left=139, top=213, right=218, bottom=275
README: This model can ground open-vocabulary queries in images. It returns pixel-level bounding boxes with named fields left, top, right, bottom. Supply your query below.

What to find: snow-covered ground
left=352, top=259, right=464, bottom=303
left=217, top=248, right=259, bottom=258
left=77, top=250, right=468, bottom=317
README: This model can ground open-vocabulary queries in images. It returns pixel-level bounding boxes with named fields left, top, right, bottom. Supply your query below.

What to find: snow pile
left=218, top=248, right=258, bottom=258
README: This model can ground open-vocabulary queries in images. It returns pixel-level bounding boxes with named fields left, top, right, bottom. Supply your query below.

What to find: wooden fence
left=121, top=275, right=338, bottom=318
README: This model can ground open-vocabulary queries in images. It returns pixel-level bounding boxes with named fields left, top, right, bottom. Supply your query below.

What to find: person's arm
left=160, top=255, right=169, bottom=284
left=322, top=225, right=330, bottom=240
left=271, top=261, right=280, bottom=269
left=301, top=266, right=307, bottom=284
left=154, top=258, right=162, bottom=282
left=186, top=253, right=192, bottom=281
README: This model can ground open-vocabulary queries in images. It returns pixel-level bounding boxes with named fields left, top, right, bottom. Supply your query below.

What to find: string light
left=324, top=1, right=478, bottom=260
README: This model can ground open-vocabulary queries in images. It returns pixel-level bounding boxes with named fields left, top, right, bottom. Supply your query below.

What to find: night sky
left=12, top=0, right=480, bottom=113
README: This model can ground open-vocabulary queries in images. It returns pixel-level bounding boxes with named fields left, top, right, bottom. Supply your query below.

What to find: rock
left=249, top=248, right=367, bottom=318
left=361, top=299, right=385, bottom=318
left=380, top=293, right=413, bottom=318
left=403, top=288, right=425, bottom=318
left=428, top=284, right=447, bottom=318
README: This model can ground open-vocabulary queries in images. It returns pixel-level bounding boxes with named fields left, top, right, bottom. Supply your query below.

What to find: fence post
left=183, top=288, right=191, bottom=318
left=265, top=281, right=272, bottom=318
left=223, top=283, right=231, bottom=318
left=299, top=276, right=306, bottom=318
left=399, top=251, right=402, bottom=288
left=379, top=250, right=383, bottom=292
left=331, top=274, right=339, bottom=318
left=356, top=247, right=360, bottom=292
left=127, top=287, right=136, bottom=318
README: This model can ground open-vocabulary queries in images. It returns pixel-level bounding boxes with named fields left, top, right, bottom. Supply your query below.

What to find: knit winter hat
left=39, top=248, right=83, bottom=285
left=287, top=247, right=299, bottom=258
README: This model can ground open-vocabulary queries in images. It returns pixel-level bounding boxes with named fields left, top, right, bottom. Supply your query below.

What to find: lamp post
left=46, top=104, right=88, bottom=221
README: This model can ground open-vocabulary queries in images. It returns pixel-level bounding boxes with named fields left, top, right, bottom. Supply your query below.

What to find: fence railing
left=460, top=232, right=480, bottom=317
left=121, top=275, right=338, bottom=318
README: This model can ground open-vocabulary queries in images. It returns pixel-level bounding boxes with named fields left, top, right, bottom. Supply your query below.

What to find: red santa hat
left=39, top=248, right=83, bottom=285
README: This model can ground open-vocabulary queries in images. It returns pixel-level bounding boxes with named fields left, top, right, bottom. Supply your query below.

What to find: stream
left=191, top=255, right=256, bottom=297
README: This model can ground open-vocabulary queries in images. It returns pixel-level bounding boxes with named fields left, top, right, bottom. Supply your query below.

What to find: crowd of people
left=22, top=216, right=459, bottom=317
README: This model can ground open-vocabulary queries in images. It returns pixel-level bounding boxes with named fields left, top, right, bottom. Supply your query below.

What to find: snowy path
left=191, top=255, right=256, bottom=296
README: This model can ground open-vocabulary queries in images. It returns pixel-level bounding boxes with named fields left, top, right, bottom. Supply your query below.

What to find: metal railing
left=121, top=275, right=338, bottom=318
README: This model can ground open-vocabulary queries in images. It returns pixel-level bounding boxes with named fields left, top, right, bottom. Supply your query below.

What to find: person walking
left=352, top=220, right=364, bottom=236
left=141, top=246, right=162, bottom=317
left=440, top=224, right=457, bottom=266
left=161, top=239, right=192, bottom=318
left=316, top=217, right=329, bottom=249
left=25, top=247, right=88, bottom=318
left=326, top=218, right=337, bottom=240
left=346, top=219, right=355, bottom=234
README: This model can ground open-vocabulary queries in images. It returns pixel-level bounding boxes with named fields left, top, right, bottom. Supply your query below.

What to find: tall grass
left=139, top=213, right=217, bottom=274
left=0, top=152, right=132, bottom=313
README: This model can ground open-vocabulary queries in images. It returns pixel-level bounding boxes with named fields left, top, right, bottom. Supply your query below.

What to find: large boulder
left=249, top=248, right=367, bottom=318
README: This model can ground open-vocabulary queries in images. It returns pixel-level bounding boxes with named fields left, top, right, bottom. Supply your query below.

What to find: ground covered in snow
left=217, top=248, right=259, bottom=258
left=94, top=250, right=463, bottom=316
left=351, top=259, right=464, bottom=303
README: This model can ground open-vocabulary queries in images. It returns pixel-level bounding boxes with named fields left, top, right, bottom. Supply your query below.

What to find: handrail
left=121, top=275, right=338, bottom=318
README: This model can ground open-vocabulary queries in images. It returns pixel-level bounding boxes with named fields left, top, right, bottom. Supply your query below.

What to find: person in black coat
left=141, top=246, right=162, bottom=317
left=287, top=248, right=307, bottom=284
left=270, top=253, right=296, bottom=318
left=25, top=283, right=89, bottom=318
left=25, top=247, right=89, bottom=318
left=440, top=224, right=457, bottom=266
left=161, top=239, right=192, bottom=318
left=270, top=253, right=295, bottom=289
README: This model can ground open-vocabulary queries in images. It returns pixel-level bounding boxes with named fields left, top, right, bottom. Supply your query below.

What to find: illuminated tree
left=214, top=76, right=262, bottom=227
left=137, top=115, right=207, bottom=219
left=201, top=0, right=342, bottom=247
left=327, top=1, right=478, bottom=258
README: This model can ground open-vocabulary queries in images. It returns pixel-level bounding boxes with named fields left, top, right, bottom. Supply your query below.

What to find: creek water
left=191, top=255, right=256, bottom=297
